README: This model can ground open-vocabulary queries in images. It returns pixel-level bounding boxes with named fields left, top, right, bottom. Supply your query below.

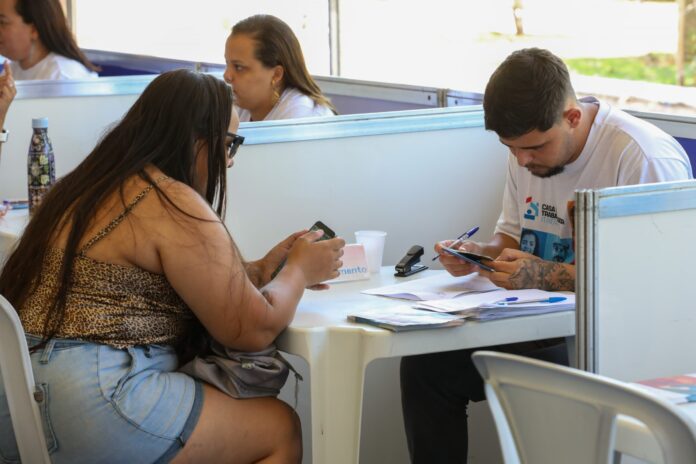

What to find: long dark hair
left=0, top=70, right=232, bottom=351
left=16, top=0, right=99, bottom=72
left=232, top=14, right=336, bottom=114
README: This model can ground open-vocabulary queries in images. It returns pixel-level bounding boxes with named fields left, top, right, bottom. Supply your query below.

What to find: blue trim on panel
left=237, top=106, right=485, bottom=144
left=596, top=180, right=696, bottom=218
left=15, top=74, right=158, bottom=98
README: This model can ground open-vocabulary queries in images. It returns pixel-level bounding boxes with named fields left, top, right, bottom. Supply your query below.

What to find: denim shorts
left=0, top=335, right=203, bottom=464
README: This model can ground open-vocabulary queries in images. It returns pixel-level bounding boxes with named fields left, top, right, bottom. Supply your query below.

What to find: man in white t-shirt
left=400, top=48, right=693, bottom=464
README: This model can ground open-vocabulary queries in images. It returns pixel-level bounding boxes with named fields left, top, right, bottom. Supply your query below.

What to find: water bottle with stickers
left=27, top=117, right=55, bottom=214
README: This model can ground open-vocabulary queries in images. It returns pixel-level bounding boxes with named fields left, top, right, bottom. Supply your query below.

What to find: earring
left=271, top=80, right=280, bottom=106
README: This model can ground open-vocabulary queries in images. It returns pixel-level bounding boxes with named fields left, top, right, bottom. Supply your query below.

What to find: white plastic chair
left=472, top=350, right=696, bottom=464
left=0, top=294, right=51, bottom=463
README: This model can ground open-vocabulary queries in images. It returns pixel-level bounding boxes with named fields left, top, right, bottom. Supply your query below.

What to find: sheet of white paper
left=414, top=289, right=575, bottom=315
left=362, top=273, right=499, bottom=301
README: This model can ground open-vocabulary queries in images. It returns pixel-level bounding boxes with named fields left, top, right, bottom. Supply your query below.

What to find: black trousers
left=400, top=339, right=569, bottom=464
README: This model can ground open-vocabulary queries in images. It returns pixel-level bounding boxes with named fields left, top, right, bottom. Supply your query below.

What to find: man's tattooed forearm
left=508, top=259, right=575, bottom=291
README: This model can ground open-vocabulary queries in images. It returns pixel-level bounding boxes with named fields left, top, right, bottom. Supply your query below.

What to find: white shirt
left=238, top=87, right=334, bottom=122
left=10, top=52, right=97, bottom=80
left=495, top=97, right=693, bottom=263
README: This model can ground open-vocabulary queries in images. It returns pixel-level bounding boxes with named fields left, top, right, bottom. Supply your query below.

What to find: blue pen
left=491, top=297, right=519, bottom=304
left=495, top=296, right=567, bottom=306
left=432, top=226, right=480, bottom=261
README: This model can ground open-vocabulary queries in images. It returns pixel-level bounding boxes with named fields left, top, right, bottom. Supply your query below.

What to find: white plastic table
left=277, top=268, right=576, bottom=464
left=0, top=209, right=28, bottom=266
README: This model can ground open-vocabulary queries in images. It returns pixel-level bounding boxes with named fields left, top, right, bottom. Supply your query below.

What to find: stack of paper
left=413, top=289, right=575, bottom=321
left=361, top=273, right=499, bottom=301
left=347, top=306, right=465, bottom=332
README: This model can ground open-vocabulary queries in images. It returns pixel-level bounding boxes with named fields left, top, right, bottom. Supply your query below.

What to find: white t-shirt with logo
left=238, top=87, right=334, bottom=122
left=10, top=52, right=97, bottom=80
left=495, top=97, right=693, bottom=264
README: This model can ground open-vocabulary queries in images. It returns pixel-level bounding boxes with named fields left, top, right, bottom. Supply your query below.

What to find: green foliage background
left=567, top=53, right=696, bottom=86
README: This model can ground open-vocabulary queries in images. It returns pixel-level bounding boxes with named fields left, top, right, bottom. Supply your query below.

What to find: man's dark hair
left=484, top=48, right=575, bottom=138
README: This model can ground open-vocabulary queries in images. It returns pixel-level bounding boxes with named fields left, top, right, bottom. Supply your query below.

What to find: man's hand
left=435, top=240, right=484, bottom=277
left=478, top=248, right=575, bottom=291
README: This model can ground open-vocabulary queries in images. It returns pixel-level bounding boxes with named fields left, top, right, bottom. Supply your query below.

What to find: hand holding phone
left=441, top=246, right=495, bottom=272
left=308, top=221, right=336, bottom=241
left=270, top=221, right=337, bottom=279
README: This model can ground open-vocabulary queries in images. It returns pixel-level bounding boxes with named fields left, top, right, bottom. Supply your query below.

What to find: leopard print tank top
left=20, top=178, right=195, bottom=348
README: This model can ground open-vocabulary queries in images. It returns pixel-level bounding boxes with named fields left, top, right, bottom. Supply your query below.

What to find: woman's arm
left=243, top=231, right=307, bottom=288
left=154, top=183, right=344, bottom=352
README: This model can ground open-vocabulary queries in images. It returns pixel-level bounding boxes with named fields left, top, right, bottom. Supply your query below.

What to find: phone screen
left=441, top=247, right=495, bottom=272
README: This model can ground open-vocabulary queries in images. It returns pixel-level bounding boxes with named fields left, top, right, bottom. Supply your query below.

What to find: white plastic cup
left=355, top=230, right=387, bottom=273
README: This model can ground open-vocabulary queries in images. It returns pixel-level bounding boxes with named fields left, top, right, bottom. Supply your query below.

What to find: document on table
left=347, top=306, right=465, bottom=332
left=362, top=273, right=500, bottom=301
left=414, top=289, right=575, bottom=321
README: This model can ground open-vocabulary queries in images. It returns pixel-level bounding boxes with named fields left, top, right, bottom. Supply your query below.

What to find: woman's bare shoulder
left=130, top=169, right=220, bottom=224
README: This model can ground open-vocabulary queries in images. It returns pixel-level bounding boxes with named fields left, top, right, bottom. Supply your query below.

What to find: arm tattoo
left=508, top=259, right=575, bottom=291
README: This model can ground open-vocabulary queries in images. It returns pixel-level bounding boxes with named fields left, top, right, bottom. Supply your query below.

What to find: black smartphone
left=441, top=247, right=495, bottom=272
left=309, top=220, right=336, bottom=240
left=270, top=221, right=336, bottom=279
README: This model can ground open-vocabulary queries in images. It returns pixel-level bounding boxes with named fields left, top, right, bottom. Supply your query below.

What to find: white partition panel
left=577, top=181, right=696, bottom=381
left=227, top=107, right=508, bottom=268
left=628, top=110, right=696, bottom=139
left=0, top=79, right=144, bottom=198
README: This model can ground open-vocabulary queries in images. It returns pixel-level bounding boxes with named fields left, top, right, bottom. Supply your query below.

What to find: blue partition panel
left=95, top=63, right=154, bottom=77
left=675, top=137, right=696, bottom=172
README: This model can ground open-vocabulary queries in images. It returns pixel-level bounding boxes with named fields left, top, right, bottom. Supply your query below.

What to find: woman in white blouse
left=0, top=0, right=98, bottom=80
left=224, top=15, right=336, bottom=122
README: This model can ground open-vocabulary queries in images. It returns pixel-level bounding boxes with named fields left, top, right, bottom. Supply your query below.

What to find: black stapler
left=394, top=245, right=428, bottom=277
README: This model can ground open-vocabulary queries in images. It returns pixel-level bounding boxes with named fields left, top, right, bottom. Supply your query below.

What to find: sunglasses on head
left=225, top=132, right=245, bottom=160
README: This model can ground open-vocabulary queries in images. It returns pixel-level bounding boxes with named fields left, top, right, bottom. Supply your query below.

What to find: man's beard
left=527, top=164, right=565, bottom=178
left=528, top=134, right=573, bottom=178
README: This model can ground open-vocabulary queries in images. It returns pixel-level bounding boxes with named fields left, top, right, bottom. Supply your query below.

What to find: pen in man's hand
left=431, top=226, right=480, bottom=261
